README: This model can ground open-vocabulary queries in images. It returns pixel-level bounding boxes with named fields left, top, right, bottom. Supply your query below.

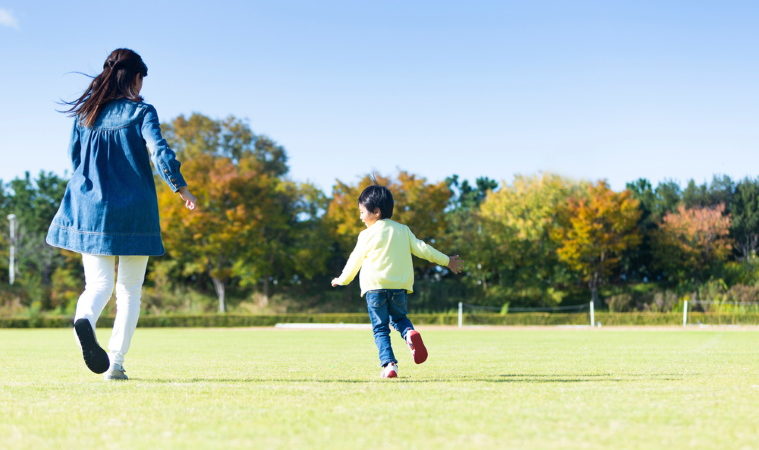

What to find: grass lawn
left=1, top=326, right=757, bottom=449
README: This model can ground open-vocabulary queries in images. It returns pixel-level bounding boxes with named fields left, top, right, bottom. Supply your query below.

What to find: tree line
left=1, top=113, right=758, bottom=315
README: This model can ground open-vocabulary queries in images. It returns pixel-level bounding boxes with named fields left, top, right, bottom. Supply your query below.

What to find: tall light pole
left=7, top=214, right=16, bottom=285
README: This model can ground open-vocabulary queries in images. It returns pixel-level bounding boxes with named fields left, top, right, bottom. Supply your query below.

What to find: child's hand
left=331, top=278, right=339, bottom=287
left=447, top=255, right=463, bottom=274
left=178, top=186, right=198, bottom=211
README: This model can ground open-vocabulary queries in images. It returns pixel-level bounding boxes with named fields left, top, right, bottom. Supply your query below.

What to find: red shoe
left=381, top=363, right=398, bottom=378
left=406, top=330, right=428, bottom=364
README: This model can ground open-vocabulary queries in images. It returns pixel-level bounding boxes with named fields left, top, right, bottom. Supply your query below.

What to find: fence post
left=589, top=301, right=595, bottom=327
left=8, top=214, right=16, bottom=285
left=458, top=302, right=463, bottom=328
left=683, top=300, right=688, bottom=327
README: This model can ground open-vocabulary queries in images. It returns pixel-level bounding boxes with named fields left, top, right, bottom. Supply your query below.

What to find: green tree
left=444, top=175, right=497, bottom=301
left=652, top=180, right=682, bottom=222
left=446, top=175, right=498, bottom=211
left=0, top=183, right=9, bottom=285
left=682, top=175, right=734, bottom=209
left=625, top=178, right=657, bottom=281
left=2, top=172, right=70, bottom=308
left=730, top=178, right=759, bottom=261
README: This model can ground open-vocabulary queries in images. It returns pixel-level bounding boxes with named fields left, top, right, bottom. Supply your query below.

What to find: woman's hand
left=178, top=186, right=198, bottom=210
left=447, top=255, right=463, bottom=274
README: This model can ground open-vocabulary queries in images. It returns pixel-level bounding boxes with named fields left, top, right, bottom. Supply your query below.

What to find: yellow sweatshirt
left=334, top=219, right=450, bottom=296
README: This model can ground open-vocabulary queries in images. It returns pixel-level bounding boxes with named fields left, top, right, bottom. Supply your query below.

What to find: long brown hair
left=63, top=48, right=148, bottom=127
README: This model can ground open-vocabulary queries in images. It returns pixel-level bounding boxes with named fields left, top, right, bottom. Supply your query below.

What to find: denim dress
left=46, top=99, right=186, bottom=256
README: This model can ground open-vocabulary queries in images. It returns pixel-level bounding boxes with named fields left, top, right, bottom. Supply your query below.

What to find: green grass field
left=1, top=327, right=757, bottom=449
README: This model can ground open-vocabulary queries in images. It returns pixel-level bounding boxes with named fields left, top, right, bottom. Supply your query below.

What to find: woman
left=47, top=48, right=197, bottom=380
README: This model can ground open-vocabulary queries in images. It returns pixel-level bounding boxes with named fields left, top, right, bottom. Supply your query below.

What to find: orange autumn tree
left=553, top=181, right=642, bottom=307
left=158, top=153, right=285, bottom=312
left=158, top=114, right=329, bottom=312
left=653, top=204, right=732, bottom=286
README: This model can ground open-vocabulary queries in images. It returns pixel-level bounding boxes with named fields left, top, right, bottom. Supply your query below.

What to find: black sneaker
left=73, top=318, right=110, bottom=374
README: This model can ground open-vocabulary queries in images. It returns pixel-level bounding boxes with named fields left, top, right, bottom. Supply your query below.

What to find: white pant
left=74, top=254, right=149, bottom=366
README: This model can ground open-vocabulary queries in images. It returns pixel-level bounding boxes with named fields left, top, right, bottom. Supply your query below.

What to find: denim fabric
left=365, top=289, right=415, bottom=366
left=46, top=99, right=186, bottom=256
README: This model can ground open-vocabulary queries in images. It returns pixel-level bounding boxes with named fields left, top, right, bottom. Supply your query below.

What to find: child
left=46, top=48, right=197, bottom=380
left=331, top=185, right=462, bottom=378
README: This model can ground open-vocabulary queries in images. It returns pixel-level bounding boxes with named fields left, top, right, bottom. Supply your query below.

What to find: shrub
left=49, top=267, right=80, bottom=311
left=2, top=311, right=758, bottom=328
left=726, top=284, right=759, bottom=303
left=605, top=294, right=634, bottom=312
left=646, top=290, right=679, bottom=312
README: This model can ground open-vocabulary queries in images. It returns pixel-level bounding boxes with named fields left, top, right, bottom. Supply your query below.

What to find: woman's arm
left=141, top=105, right=197, bottom=210
left=141, top=104, right=187, bottom=193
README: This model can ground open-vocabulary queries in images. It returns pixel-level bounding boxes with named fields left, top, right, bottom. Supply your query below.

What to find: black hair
left=62, top=48, right=148, bottom=127
left=358, top=185, right=394, bottom=219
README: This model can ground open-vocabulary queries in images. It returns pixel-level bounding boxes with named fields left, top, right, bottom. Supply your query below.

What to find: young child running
left=46, top=48, right=197, bottom=380
left=332, top=185, right=462, bottom=378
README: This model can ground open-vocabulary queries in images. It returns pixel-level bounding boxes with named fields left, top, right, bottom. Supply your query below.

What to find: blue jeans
left=365, top=289, right=414, bottom=367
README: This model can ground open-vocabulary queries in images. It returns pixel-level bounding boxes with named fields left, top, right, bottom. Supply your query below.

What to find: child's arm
left=447, top=255, right=463, bottom=274
left=331, top=233, right=369, bottom=287
left=408, top=227, right=463, bottom=273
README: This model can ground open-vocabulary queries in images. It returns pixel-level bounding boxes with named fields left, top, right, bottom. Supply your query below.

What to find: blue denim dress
left=46, top=99, right=187, bottom=256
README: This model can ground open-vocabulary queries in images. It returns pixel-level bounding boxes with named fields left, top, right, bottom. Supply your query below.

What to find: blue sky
left=1, top=1, right=758, bottom=193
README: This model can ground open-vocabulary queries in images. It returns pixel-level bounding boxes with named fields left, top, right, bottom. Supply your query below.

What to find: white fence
left=457, top=302, right=594, bottom=327
left=456, top=300, right=759, bottom=328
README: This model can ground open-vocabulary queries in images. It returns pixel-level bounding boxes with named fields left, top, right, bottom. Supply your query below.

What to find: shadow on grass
left=495, top=373, right=683, bottom=382
left=134, top=373, right=683, bottom=384
left=500, top=373, right=685, bottom=380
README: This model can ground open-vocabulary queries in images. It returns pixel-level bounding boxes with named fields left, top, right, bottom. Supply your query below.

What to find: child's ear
left=373, top=208, right=381, bottom=216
